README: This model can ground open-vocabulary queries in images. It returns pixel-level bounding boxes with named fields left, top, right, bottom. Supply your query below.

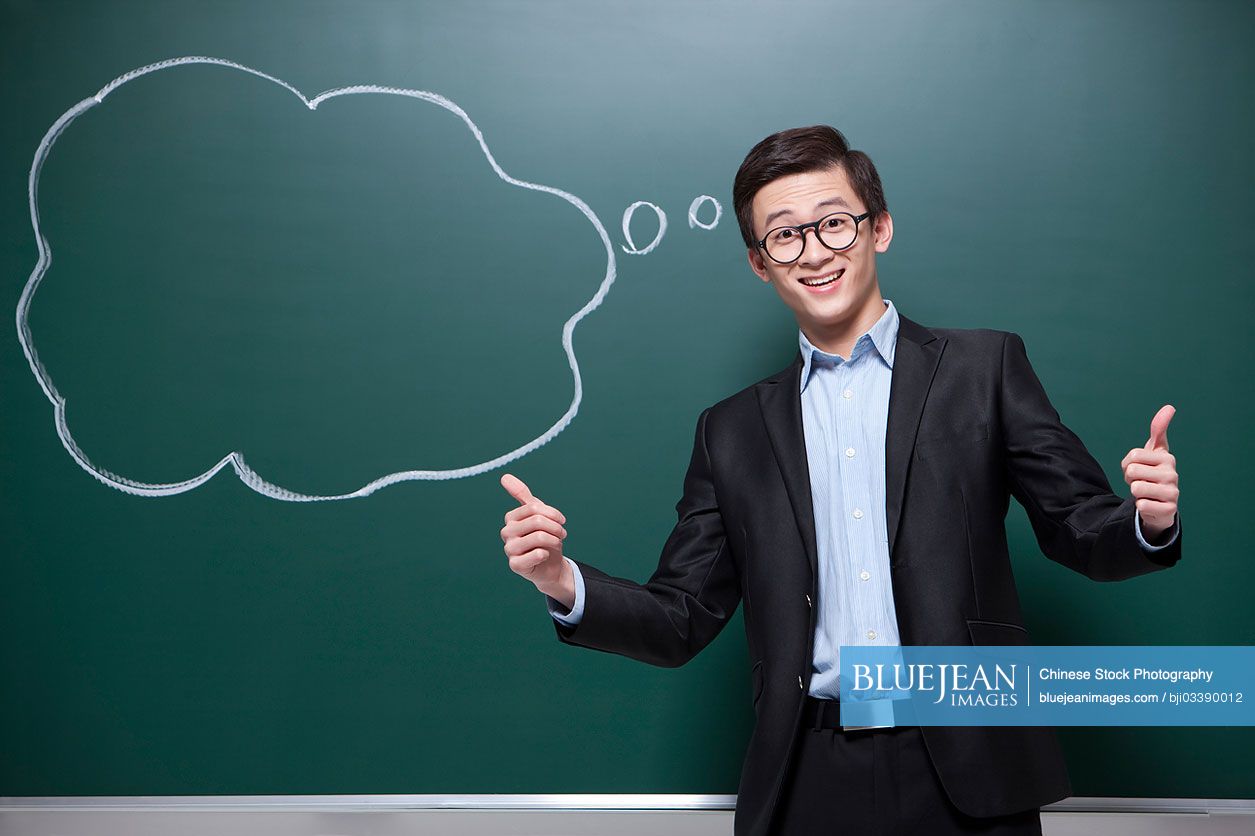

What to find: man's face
left=747, top=164, right=893, bottom=339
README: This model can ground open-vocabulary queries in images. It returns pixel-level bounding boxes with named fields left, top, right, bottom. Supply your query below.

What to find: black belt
left=802, top=696, right=843, bottom=730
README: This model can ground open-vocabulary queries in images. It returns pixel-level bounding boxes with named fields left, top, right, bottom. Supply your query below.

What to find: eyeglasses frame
left=756, top=210, right=873, bottom=265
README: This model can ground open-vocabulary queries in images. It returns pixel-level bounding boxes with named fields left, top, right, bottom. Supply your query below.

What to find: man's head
left=732, top=126, right=893, bottom=347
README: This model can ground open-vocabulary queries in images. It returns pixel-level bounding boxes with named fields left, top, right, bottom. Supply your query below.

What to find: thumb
left=500, top=472, right=536, bottom=506
left=1145, top=404, right=1175, bottom=451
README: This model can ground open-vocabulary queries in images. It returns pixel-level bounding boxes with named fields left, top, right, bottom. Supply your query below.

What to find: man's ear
left=873, top=211, right=894, bottom=253
left=747, top=247, right=771, bottom=283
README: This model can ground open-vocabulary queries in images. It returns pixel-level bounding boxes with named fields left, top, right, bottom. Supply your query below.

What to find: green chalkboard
left=2, top=0, right=1252, bottom=801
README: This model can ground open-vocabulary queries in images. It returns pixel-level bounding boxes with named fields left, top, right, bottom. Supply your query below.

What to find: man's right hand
left=500, top=473, right=575, bottom=610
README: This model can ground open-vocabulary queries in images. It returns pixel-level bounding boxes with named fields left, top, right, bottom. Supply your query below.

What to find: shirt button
left=845, top=447, right=855, bottom=458
left=852, top=508, right=864, bottom=520
left=859, top=570, right=870, bottom=581
left=867, top=630, right=877, bottom=640
left=842, top=389, right=853, bottom=399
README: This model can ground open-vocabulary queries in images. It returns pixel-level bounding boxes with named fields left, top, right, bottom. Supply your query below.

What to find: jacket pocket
left=967, top=618, right=1030, bottom=646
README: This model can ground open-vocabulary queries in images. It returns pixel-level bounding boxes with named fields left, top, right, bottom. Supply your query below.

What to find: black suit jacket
left=551, top=313, right=1182, bottom=836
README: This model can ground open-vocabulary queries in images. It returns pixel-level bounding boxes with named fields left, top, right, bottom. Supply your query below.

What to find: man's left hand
left=1122, top=404, right=1179, bottom=542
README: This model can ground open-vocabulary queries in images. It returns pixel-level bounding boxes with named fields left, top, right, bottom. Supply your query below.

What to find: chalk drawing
left=17, top=56, right=618, bottom=501
left=620, top=200, right=667, bottom=255
left=687, top=194, right=722, bottom=231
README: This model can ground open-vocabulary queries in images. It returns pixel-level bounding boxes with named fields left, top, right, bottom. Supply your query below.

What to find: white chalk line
left=17, top=56, right=618, bottom=501
left=620, top=200, right=667, bottom=255
left=687, top=194, right=722, bottom=231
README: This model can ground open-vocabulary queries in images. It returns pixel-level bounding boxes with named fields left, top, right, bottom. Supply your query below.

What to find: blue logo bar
left=838, top=646, right=1254, bottom=727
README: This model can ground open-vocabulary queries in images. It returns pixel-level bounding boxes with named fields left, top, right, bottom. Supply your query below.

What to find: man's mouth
left=799, top=268, right=844, bottom=288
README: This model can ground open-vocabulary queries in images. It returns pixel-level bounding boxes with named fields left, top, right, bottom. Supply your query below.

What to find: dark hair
left=732, top=125, right=887, bottom=249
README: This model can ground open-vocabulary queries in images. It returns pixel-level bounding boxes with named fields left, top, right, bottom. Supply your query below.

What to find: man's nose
left=797, top=228, right=834, bottom=267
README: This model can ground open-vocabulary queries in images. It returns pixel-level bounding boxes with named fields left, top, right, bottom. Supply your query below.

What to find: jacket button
left=798, top=675, right=804, bottom=690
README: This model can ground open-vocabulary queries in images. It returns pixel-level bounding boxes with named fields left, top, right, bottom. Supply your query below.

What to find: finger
left=504, top=529, right=560, bottom=557
left=504, top=500, right=567, bottom=525
left=503, top=529, right=562, bottom=557
left=1145, top=404, right=1175, bottom=452
left=1129, top=480, right=1179, bottom=502
left=1121, top=447, right=1167, bottom=467
left=1135, top=497, right=1176, bottom=519
left=501, top=515, right=567, bottom=541
left=1123, top=448, right=1174, bottom=468
left=502, top=515, right=568, bottom=541
left=501, top=473, right=536, bottom=506
left=509, top=548, right=549, bottom=577
left=1123, top=462, right=1178, bottom=485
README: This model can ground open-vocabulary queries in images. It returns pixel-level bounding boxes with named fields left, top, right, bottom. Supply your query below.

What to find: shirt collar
left=798, top=299, right=899, bottom=393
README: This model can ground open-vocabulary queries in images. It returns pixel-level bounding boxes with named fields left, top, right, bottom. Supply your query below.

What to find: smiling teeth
left=801, top=271, right=842, bottom=287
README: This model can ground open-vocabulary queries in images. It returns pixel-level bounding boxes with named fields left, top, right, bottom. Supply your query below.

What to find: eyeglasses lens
left=764, top=213, right=857, bottom=263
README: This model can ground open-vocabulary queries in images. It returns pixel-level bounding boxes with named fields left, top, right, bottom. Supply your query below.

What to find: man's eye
left=822, top=217, right=846, bottom=229
left=773, top=228, right=797, bottom=241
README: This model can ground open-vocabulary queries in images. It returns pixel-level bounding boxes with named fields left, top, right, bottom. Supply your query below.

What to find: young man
left=499, top=125, right=1182, bottom=836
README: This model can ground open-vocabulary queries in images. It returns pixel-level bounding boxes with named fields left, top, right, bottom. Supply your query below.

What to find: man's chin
left=801, top=306, right=857, bottom=331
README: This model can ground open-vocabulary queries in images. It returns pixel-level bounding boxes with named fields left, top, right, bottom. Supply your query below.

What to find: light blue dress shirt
left=548, top=300, right=1178, bottom=696
left=797, top=299, right=901, bottom=698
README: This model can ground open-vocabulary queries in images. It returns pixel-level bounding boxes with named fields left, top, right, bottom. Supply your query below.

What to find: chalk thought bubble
left=17, top=57, right=617, bottom=501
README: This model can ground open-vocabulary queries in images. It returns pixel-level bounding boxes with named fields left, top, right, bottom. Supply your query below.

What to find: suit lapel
left=755, top=352, right=819, bottom=578
left=754, top=313, right=945, bottom=577
left=885, top=315, right=945, bottom=557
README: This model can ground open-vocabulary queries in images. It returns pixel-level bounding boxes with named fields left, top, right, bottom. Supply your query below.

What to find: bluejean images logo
left=852, top=659, right=1020, bottom=707
left=838, top=646, right=1254, bottom=728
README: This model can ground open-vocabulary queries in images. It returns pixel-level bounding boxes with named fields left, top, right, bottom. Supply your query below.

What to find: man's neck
left=802, top=299, right=889, bottom=360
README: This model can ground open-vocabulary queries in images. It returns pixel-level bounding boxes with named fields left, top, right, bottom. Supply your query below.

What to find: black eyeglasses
left=757, top=211, right=872, bottom=264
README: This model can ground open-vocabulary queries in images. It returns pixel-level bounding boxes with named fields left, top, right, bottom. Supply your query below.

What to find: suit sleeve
left=999, top=332, right=1182, bottom=580
left=549, top=407, right=742, bottom=667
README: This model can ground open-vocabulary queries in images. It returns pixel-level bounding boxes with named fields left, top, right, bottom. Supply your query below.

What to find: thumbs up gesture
left=1121, top=404, right=1179, bottom=542
left=500, top=473, right=575, bottom=608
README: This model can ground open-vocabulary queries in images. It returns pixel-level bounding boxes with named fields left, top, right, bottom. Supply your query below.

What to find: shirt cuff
left=1135, top=511, right=1180, bottom=551
left=546, top=556, right=586, bottom=626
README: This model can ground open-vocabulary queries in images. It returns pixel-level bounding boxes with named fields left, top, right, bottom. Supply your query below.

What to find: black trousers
left=770, top=698, right=1043, bottom=836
